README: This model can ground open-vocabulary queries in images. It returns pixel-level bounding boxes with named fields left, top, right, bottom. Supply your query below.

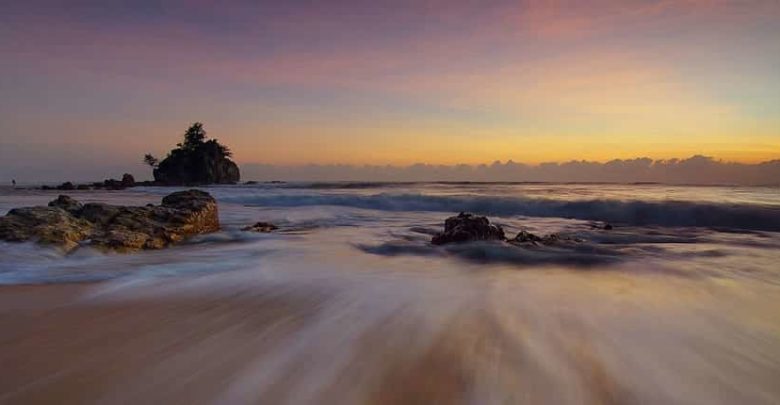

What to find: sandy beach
left=0, top=281, right=567, bottom=404
left=0, top=281, right=318, bottom=404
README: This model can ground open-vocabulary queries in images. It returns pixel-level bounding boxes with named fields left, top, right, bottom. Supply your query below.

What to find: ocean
left=1, top=182, right=779, bottom=403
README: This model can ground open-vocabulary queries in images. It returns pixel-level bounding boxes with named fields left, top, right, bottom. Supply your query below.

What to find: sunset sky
left=1, top=0, right=779, bottom=181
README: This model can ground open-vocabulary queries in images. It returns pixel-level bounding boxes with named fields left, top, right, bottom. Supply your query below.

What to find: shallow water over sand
left=1, top=183, right=779, bottom=403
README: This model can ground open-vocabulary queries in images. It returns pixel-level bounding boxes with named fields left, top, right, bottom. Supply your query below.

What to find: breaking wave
left=226, top=193, right=780, bottom=231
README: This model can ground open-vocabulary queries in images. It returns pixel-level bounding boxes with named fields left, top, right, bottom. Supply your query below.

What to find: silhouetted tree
left=143, top=154, right=159, bottom=168
left=208, top=139, right=233, bottom=157
left=182, top=122, right=207, bottom=151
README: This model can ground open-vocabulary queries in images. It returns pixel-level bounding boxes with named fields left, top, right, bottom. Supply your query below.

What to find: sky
left=1, top=0, right=779, bottom=182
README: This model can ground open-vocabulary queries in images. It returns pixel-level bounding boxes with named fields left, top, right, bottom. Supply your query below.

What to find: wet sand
left=0, top=281, right=625, bottom=404
left=2, top=270, right=780, bottom=405
left=0, top=282, right=314, bottom=404
left=1, top=282, right=516, bottom=405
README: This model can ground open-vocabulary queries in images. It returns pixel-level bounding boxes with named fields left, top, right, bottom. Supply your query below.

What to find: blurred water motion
left=1, top=183, right=779, bottom=404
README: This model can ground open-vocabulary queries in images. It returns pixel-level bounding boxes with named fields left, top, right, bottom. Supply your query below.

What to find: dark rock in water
left=242, top=222, right=278, bottom=232
left=244, top=181, right=258, bottom=185
left=513, top=230, right=542, bottom=243
left=154, top=142, right=240, bottom=185
left=510, top=230, right=582, bottom=246
left=431, top=212, right=506, bottom=245
left=590, top=222, right=614, bottom=230
left=76, top=184, right=90, bottom=190
left=0, top=189, right=219, bottom=252
left=56, top=182, right=75, bottom=191
left=93, top=174, right=136, bottom=190
left=103, top=178, right=124, bottom=190
left=121, top=173, right=135, bottom=187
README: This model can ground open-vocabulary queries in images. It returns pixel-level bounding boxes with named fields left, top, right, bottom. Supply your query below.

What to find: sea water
left=1, top=182, right=779, bottom=403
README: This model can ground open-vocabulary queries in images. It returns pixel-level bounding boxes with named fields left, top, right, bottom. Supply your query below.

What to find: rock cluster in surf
left=431, top=212, right=506, bottom=245
left=431, top=212, right=585, bottom=246
left=0, top=190, right=219, bottom=252
left=42, top=173, right=139, bottom=191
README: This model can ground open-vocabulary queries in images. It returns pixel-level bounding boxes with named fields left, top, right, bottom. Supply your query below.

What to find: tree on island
left=143, top=154, right=159, bottom=168
left=144, top=122, right=240, bottom=185
left=180, top=122, right=207, bottom=150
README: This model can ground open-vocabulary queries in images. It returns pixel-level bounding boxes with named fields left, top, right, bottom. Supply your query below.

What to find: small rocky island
left=0, top=190, right=219, bottom=252
left=145, top=122, right=240, bottom=185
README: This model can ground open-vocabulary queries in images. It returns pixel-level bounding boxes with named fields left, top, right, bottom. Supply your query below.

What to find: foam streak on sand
left=1, top=183, right=780, bottom=403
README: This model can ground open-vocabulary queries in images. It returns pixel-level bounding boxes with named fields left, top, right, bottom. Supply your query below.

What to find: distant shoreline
left=3, top=180, right=780, bottom=189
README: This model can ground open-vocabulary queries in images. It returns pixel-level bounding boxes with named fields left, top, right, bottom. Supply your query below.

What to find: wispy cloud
left=0, top=0, right=778, bottom=176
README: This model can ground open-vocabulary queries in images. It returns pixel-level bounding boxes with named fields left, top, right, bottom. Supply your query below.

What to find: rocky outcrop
left=57, top=182, right=75, bottom=191
left=513, top=230, right=542, bottom=243
left=121, top=173, right=135, bottom=187
left=509, top=230, right=581, bottom=246
left=242, top=222, right=278, bottom=232
left=0, top=206, right=95, bottom=252
left=48, top=195, right=83, bottom=213
left=100, top=173, right=137, bottom=190
left=0, top=190, right=219, bottom=252
left=431, top=212, right=506, bottom=245
left=431, top=212, right=585, bottom=247
left=41, top=173, right=138, bottom=191
left=153, top=142, right=240, bottom=185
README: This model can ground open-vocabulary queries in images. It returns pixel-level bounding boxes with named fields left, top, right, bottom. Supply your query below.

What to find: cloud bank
left=242, top=156, right=780, bottom=185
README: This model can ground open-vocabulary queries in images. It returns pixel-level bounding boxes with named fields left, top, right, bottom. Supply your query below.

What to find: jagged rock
left=0, top=207, right=94, bottom=251
left=510, top=230, right=582, bottom=246
left=56, top=182, right=75, bottom=191
left=0, top=190, right=219, bottom=252
left=242, top=222, right=278, bottom=232
left=431, top=212, right=506, bottom=245
left=79, top=203, right=121, bottom=226
left=159, top=189, right=221, bottom=233
left=121, top=173, right=135, bottom=187
left=48, top=195, right=83, bottom=214
left=103, top=179, right=124, bottom=190
left=93, top=174, right=136, bottom=190
left=513, top=230, right=542, bottom=243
